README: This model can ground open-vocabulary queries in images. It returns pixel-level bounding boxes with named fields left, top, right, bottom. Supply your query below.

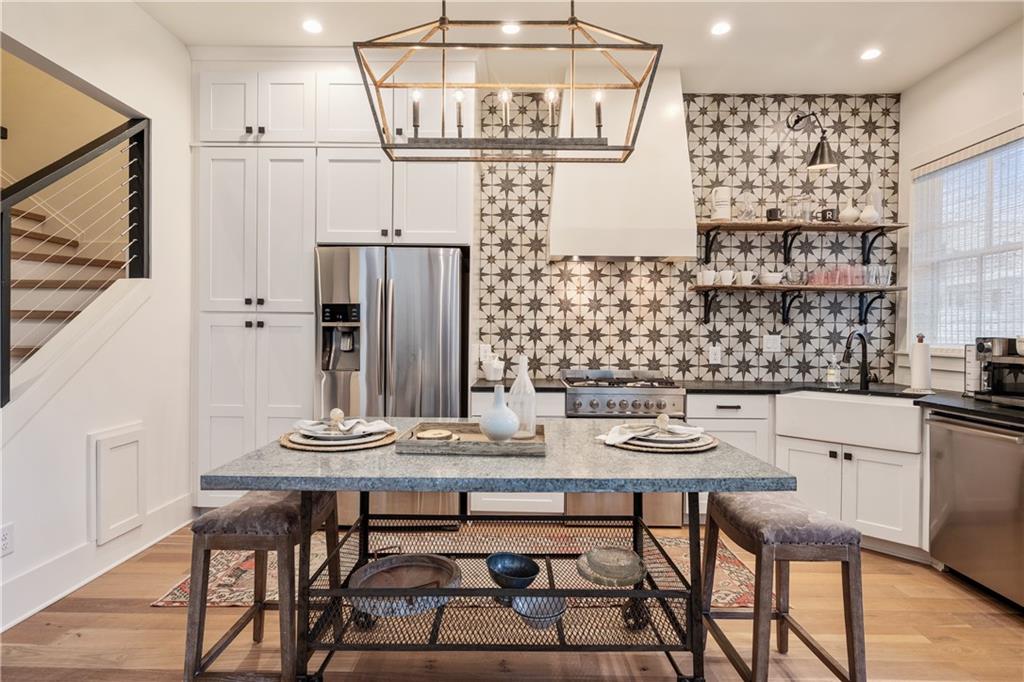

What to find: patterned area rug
left=153, top=532, right=756, bottom=608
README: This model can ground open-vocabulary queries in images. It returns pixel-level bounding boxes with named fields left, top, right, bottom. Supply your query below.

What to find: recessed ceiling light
left=861, top=47, right=882, bottom=61
left=710, top=21, right=732, bottom=36
left=501, top=23, right=521, bottom=35
left=302, top=18, right=323, bottom=34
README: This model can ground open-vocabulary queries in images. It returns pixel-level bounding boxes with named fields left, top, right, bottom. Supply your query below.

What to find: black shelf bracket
left=780, top=291, right=803, bottom=324
left=858, top=291, right=887, bottom=324
left=861, top=227, right=887, bottom=264
left=702, top=227, right=721, bottom=264
left=701, top=289, right=719, bottom=324
left=782, top=228, right=802, bottom=265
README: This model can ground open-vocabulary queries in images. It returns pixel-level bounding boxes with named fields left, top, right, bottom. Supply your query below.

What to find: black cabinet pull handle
left=256, top=297, right=265, bottom=305
left=380, top=229, right=389, bottom=237
left=828, top=450, right=838, bottom=459
left=244, top=297, right=253, bottom=305
left=844, top=452, right=853, bottom=461
left=256, top=320, right=265, bottom=328
left=715, top=404, right=742, bottom=410
left=395, top=228, right=403, bottom=237
left=396, top=127, right=404, bottom=136
left=245, top=125, right=253, bottom=134
left=257, top=125, right=266, bottom=134
left=244, top=320, right=253, bottom=328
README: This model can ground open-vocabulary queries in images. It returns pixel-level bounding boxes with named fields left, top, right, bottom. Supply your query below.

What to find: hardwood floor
left=2, top=527, right=1022, bottom=681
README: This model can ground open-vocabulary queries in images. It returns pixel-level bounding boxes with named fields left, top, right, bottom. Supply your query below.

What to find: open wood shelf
left=692, top=285, right=907, bottom=324
left=690, top=284, right=906, bottom=294
left=697, top=220, right=908, bottom=233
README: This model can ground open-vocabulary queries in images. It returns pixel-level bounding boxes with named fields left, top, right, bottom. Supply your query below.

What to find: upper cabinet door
left=316, top=148, right=393, bottom=244
left=198, top=147, right=258, bottom=312
left=257, top=70, right=316, bottom=142
left=317, top=65, right=390, bottom=143
left=257, top=149, right=315, bottom=312
left=254, top=314, right=315, bottom=446
left=393, top=161, right=472, bottom=245
left=198, top=71, right=258, bottom=142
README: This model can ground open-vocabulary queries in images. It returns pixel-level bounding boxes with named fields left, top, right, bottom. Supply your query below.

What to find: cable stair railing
left=1, top=118, right=149, bottom=406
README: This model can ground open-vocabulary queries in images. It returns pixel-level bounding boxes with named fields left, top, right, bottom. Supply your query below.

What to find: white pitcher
left=711, top=187, right=732, bottom=221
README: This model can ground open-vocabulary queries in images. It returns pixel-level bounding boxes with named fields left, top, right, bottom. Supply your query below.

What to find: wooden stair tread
left=12, top=278, right=116, bottom=290
left=11, top=346, right=40, bottom=359
left=10, top=226, right=79, bottom=249
left=11, top=309, right=80, bottom=321
left=11, top=207, right=47, bottom=222
left=12, top=250, right=123, bottom=269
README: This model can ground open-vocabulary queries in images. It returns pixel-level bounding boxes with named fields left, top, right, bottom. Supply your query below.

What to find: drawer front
left=687, top=394, right=770, bottom=420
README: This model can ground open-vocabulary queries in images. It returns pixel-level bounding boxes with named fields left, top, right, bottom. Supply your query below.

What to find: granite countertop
left=201, top=417, right=796, bottom=495
left=914, top=393, right=1024, bottom=427
left=471, top=378, right=923, bottom=399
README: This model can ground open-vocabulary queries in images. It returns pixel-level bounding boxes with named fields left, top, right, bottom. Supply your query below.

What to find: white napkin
left=293, top=418, right=395, bottom=436
left=597, top=420, right=704, bottom=446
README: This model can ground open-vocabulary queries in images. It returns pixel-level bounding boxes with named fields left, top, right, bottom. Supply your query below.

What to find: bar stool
left=184, top=491, right=339, bottom=681
left=702, top=491, right=866, bottom=682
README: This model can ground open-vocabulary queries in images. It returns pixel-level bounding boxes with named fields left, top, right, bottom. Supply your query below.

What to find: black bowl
left=486, top=553, right=540, bottom=590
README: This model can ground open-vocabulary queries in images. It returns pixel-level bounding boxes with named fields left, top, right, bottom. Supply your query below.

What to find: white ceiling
left=139, top=1, right=1022, bottom=92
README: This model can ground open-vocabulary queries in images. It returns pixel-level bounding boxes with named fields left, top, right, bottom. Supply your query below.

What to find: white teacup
left=738, top=270, right=757, bottom=286
left=717, top=269, right=736, bottom=285
left=696, top=270, right=716, bottom=286
left=760, top=271, right=784, bottom=286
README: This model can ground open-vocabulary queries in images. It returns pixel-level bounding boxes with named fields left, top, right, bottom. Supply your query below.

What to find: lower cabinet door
left=841, top=445, right=922, bottom=546
left=196, top=313, right=256, bottom=507
left=254, top=314, right=315, bottom=445
left=775, top=436, right=843, bottom=520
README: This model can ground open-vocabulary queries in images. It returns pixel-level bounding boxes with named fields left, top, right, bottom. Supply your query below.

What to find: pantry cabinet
left=197, top=147, right=315, bottom=313
left=317, top=65, right=389, bottom=143
left=196, top=313, right=315, bottom=507
left=776, top=435, right=921, bottom=546
left=198, top=69, right=315, bottom=142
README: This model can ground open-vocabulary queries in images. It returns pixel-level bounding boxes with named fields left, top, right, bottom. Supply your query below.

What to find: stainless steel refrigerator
left=315, top=246, right=466, bottom=421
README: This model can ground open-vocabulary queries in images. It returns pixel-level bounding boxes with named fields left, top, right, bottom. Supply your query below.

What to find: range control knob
left=644, top=400, right=653, bottom=409
left=631, top=399, right=642, bottom=409
left=655, top=399, right=667, bottom=410
left=618, top=399, right=629, bottom=410
left=573, top=399, right=584, bottom=410
left=589, top=399, right=600, bottom=409
left=607, top=399, right=617, bottom=409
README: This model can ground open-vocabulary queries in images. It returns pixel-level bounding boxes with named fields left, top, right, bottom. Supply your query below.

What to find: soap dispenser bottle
left=508, top=355, right=536, bottom=439
left=825, top=354, right=842, bottom=389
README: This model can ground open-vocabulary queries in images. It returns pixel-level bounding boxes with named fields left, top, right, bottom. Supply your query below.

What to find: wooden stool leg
left=183, top=535, right=211, bottom=679
left=701, top=516, right=720, bottom=651
left=276, top=539, right=297, bottom=682
left=751, top=545, right=775, bottom=682
left=775, top=559, right=790, bottom=654
left=253, top=549, right=268, bottom=642
left=842, top=546, right=867, bottom=682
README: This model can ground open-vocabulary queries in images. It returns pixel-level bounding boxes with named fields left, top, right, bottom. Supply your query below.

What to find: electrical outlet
left=1, top=523, right=12, bottom=557
left=708, top=345, right=723, bottom=365
left=763, top=334, right=782, bottom=353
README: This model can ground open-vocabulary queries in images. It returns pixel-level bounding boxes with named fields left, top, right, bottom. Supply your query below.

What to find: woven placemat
left=278, top=431, right=397, bottom=452
left=607, top=435, right=719, bottom=454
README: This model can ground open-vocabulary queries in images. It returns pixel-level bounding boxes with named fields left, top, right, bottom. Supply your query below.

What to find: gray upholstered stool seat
left=708, top=491, right=861, bottom=546
left=191, top=491, right=335, bottom=536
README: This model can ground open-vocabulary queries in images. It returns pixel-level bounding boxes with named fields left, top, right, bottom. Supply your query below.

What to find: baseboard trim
left=1, top=492, right=194, bottom=631
left=862, top=535, right=932, bottom=564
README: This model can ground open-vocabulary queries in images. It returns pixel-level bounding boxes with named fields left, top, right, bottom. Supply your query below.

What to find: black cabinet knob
left=844, top=452, right=853, bottom=461
left=257, top=125, right=266, bottom=134
left=396, top=127, right=404, bottom=136
left=256, top=320, right=265, bottom=328
left=244, top=297, right=253, bottom=305
left=245, top=125, right=253, bottom=134
left=380, top=229, right=389, bottom=237
left=828, top=450, right=838, bottom=459
left=395, top=228, right=403, bottom=237
left=256, top=297, right=265, bottom=305
left=244, top=320, right=253, bottom=328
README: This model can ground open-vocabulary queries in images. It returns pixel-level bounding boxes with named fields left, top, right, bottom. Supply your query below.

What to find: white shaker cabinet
left=317, top=65, right=390, bottom=143
left=316, top=148, right=393, bottom=244
left=197, top=69, right=315, bottom=142
left=393, top=162, right=473, bottom=245
left=774, top=436, right=844, bottom=520
left=196, top=312, right=315, bottom=507
left=198, top=147, right=315, bottom=313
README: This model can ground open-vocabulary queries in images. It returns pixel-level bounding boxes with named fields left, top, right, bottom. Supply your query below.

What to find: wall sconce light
left=787, top=111, right=838, bottom=171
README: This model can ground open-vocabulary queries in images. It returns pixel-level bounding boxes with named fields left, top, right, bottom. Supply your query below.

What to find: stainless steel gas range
left=561, top=369, right=686, bottom=418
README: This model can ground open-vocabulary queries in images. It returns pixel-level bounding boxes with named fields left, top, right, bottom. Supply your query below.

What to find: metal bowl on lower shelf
left=511, top=595, right=567, bottom=630
left=486, top=553, right=540, bottom=589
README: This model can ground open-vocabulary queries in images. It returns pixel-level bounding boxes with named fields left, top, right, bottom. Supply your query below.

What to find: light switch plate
left=708, top=345, right=723, bottom=365
left=763, top=334, right=782, bottom=353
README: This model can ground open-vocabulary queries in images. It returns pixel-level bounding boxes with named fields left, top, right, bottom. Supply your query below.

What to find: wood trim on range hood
left=547, top=68, right=697, bottom=261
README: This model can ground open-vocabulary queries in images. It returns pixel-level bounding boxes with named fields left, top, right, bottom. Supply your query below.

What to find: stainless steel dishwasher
left=927, top=410, right=1024, bottom=606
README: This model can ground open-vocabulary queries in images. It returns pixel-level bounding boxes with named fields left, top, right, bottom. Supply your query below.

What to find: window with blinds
left=911, top=136, right=1024, bottom=347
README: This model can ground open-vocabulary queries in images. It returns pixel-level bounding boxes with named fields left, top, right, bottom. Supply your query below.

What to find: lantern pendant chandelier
left=353, top=0, right=662, bottom=163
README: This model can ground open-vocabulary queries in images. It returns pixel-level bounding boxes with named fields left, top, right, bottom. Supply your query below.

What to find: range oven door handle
left=925, top=417, right=1024, bottom=445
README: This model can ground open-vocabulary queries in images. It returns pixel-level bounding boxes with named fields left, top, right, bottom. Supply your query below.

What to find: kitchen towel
left=293, top=419, right=395, bottom=437
left=597, top=422, right=704, bottom=446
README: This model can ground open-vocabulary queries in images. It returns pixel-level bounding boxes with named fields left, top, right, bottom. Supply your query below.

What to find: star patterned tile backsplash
left=476, top=92, right=900, bottom=383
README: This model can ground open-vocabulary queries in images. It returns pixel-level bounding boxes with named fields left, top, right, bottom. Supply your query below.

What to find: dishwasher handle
left=925, top=416, right=1024, bottom=445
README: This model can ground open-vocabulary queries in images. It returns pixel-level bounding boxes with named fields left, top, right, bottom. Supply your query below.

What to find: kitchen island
left=202, top=418, right=796, bottom=682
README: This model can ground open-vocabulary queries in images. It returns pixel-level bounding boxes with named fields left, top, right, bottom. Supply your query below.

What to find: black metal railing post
left=127, top=120, right=150, bottom=278
left=1, top=207, right=10, bottom=406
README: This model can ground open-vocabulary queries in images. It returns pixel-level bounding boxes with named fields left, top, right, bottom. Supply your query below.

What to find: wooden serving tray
left=395, top=422, right=546, bottom=457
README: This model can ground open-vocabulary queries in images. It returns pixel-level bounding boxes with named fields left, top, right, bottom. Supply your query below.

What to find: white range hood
left=548, top=68, right=697, bottom=261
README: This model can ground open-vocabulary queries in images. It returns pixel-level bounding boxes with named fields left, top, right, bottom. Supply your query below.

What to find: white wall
left=895, top=20, right=1024, bottom=389
left=0, top=2, right=193, bottom=628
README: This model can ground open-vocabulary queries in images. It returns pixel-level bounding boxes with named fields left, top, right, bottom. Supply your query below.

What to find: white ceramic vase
left=507, top=355, right=537, bottom=439
left=479, top=385, right=519, bottom=442
left=839, top=198, right=860, bottom=224
left=858, top=204, right=880, bottom=224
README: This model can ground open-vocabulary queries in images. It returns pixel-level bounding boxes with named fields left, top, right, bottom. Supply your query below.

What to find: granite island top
left=471, top=378, right=923, bottom=399
left=201, top=418, right=797, bottom=495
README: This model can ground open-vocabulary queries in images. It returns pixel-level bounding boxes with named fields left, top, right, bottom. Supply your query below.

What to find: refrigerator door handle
left=376, top=278, right=385, bottom=396
left=319, top=372, right=326, bottom=418
left=387, top=278, right=396, bottom=400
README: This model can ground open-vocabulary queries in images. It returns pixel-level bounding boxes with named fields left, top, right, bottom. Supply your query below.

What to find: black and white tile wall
left=476, top=92, right=900, bottom=382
